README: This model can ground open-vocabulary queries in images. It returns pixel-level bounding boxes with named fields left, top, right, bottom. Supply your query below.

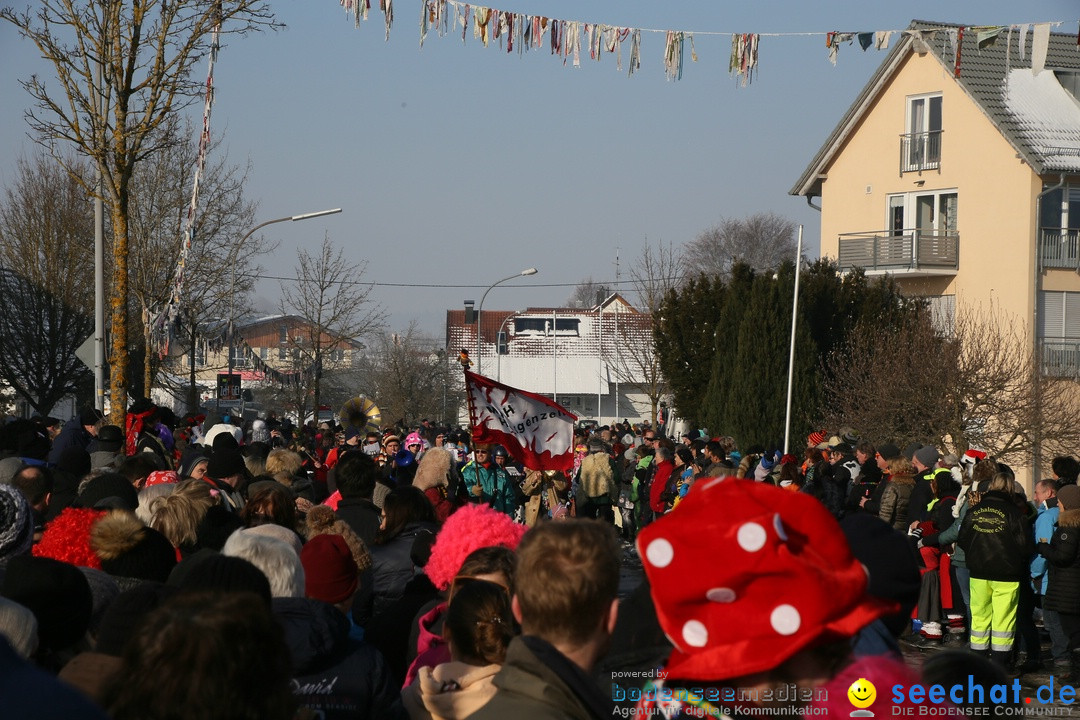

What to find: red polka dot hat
left=636, top=477, right=896, bottom=682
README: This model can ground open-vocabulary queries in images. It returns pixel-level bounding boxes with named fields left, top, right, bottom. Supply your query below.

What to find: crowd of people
left=0, top=401, right=1076, bottom=719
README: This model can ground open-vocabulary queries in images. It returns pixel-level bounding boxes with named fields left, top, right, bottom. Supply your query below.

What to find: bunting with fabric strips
left=334, top=2, right=1075, bottom=84
left=151, top=11, right=222, bottom=356
left=729, top=33, right=758, bottom=86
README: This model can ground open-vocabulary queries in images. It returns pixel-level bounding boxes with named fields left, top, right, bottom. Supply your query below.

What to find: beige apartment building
left=792, top=21, right=1080, bottom=479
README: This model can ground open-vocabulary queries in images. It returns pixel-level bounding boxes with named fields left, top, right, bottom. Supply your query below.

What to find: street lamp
left=477, top=268, right=537, bottom=375
left=495, top=310, right=523, bottom=382
left=218, top=207, right=342, bottom=411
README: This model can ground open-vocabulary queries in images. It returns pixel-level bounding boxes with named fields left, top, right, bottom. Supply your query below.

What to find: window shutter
left=1040, top=291, right=1064, bottom=339
left=1066, top=293, right=1080, bottom=339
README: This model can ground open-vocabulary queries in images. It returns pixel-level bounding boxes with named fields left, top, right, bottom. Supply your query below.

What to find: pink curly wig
left=423, top=504, right=528, bottom=590
left=32, top=507, right=107, bottom=570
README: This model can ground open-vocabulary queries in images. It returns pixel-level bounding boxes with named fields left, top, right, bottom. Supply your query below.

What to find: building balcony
left=837, top=229, right=959, bottom=276
left=1040, top=339, right=1080, bottom=378
left=1039, top=228, right=1080, bottom=270
left=900, top=130, right=942, bottom=173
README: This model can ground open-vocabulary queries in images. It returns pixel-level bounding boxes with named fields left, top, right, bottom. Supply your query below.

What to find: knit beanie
left=57, top=447, right=92, bottom=479
left=242, top=523, right=303, bottom=557
left=2, top=554, right=93, bottom=651
left=195, top=504, right=244, bottom=551
left=914, top=445, right=939, bottom=468
left=0, top=483, right=33, bottom=561
left=90, top=511, right=178, bottom=583
left=78, top=473, right=138, bottom=511
left=94, top=582, right=175, bottom=656
left=78, top=567, right=120, bottom=634
left=300, top=534, right=358, bottom=605
left=170, top=553, right=272, bottom=606
left=1058, top=484, right=1080, bottom=512
left=0, top=596, right=38, bottom=658
left=0, top=456, right=24, bottom=485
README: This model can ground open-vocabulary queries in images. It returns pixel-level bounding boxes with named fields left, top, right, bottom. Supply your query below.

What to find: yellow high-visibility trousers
left=968, top=578, right=1018, bottom=653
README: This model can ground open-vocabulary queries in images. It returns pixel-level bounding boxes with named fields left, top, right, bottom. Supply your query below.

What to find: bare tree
left=357, top=322, right=462, bottom=427
left=566, top=277, right=608, bottom=308
left=126, top=119, right=262, bottom=405
left=627, top=239, right=684, bottom=314
left=0, top=154, right=95, bottom=414
left=602, top=306, right=666, bottom=426
left=603, top=240, right=683, bottom=425
left=821, top=302, right=1080, bottom=468
left=2, top=0, right=278, bottom=422
left=279, top=236, right=385, bottom=422
left=684, top=212, right=799, bottom=281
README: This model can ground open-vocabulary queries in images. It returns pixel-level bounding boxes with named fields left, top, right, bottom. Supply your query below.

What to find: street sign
left=76, top=335, right=96, bottom=370
left=217, top=373, right=242, bottom=407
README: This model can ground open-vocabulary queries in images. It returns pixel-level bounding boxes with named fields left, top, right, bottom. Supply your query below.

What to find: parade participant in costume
left=461, top=444, right=516, bottom=518
left=635, top=478, right=913, bottom=719
left=519, top=469, right=570, bottom=526
left=124, top=398, right=172, bottom=469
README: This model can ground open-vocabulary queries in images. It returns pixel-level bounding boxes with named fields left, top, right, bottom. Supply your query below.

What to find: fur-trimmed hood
left=1058, top=508, right=1080, bottom=529
left=305, top=505, right=372, bottom=572
left=413, top=447, right=452, bottom=491
left=90, top=511, right=147, bottom=560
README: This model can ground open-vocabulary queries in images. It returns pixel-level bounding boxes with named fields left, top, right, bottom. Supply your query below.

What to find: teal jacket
left=462, top=460, right=517, bottom=517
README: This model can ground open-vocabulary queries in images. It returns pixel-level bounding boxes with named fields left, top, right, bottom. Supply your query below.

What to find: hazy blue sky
left=1, top=1, right=1076, bottom=337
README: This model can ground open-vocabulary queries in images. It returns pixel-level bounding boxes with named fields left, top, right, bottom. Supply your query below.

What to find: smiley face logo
left=847, top=677, right=876, bottom=715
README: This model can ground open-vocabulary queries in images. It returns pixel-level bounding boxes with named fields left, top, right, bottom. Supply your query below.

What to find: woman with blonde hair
left=149, top=478, right=218, bottom=556
left=879, top=457, right=916, bottom=530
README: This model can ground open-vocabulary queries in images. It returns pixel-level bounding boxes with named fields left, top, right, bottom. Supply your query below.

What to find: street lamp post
left=476, top=268, right=537, bottom=375
left=217, top=207, right=342, bottom=412
left=495, top=311, right=521, bottom=382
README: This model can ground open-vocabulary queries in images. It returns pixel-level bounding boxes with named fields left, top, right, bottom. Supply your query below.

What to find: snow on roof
left=1003, top=68, right=1080, bottom=172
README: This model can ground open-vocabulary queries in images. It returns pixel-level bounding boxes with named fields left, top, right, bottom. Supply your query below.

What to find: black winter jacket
left=1037, top=508, right=1080, bottom=614
left=958, top=490, right=1034, bottom=582
left=273, top=597, right=405, bottom=720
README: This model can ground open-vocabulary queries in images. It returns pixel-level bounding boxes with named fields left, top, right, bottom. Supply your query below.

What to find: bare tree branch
left=684, top=212, right=800, bottom=282
left=2, top=0, right=279, bottom=421
left=279, top=236, right=386, bottom=421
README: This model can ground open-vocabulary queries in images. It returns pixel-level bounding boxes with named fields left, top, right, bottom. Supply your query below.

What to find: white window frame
left=885, top=189, right=958, bottom=234
left=906, top=92, right=942, bottom=136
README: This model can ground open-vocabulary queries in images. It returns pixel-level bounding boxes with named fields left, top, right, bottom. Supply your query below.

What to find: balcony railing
left=1039, top=228, right=1080, bottom=270
left=837, top=229, right=959, bottom=272
left=1041, top=339, right=1080, bottom=378
left=900, top=130, right=942, bottom=173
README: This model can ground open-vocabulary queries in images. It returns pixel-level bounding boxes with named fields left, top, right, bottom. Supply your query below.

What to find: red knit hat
left=637, top=478, right=894, bottom=682
left=300, top=534, right=358, bottom=605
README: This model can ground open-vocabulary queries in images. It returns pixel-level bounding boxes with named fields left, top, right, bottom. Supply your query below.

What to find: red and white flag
left=464, top=371, right=577, bottom=471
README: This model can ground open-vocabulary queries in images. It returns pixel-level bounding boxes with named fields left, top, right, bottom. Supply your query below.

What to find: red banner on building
left=464, top=371, right=577, bottom=471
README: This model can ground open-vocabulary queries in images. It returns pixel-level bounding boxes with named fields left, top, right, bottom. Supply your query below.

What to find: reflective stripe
left=970, top=640, right=989, bottom=650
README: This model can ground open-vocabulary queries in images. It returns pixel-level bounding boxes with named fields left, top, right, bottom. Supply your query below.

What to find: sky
left=1, top=1, right=1077, bottom=339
